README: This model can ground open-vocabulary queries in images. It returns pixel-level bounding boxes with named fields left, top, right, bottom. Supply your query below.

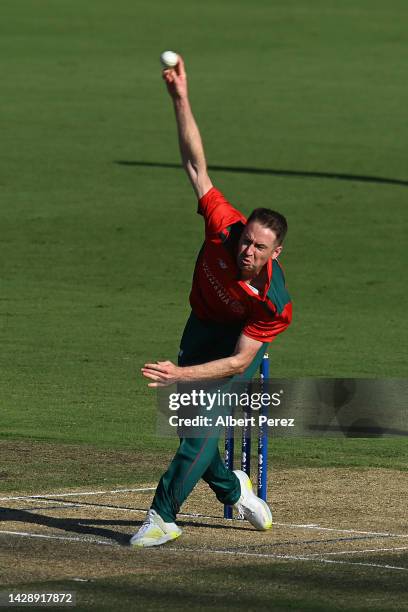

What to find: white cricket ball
left=160, top=50, right=179, bottom=69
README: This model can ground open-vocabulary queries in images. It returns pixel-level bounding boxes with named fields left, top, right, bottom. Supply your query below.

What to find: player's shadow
left=0, top=505, right=131, bottom=545
left=0, top=502, right=249, bottom=546
left=114, top=160, right=408, bottom=188
left=46, top=498, right=251, bottom=530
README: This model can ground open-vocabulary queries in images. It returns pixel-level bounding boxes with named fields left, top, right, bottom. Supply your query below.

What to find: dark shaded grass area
left=10, top=561, right=408, bottom=612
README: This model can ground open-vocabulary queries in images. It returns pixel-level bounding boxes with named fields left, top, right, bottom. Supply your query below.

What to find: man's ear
left=271, top=245, right=283, bottom=260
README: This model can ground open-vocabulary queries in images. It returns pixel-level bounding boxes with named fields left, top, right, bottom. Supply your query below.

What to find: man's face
left=237, top=221, right=282, bottom=280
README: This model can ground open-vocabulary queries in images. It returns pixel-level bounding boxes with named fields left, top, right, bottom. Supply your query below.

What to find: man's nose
left=245, top=243, right=255, bottom=256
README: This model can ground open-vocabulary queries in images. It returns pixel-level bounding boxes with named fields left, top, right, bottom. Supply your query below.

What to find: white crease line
left=164, top=546, right=408, bottom=571
left=0, top=487, right=155, bottom=501
left=2, top=488, right=407, bottom=540
left=308, top=546, right=408, bottom=557
left=0, top=529, right=116, bottom=546
left=1, top=530, right=407, bottom=571
left=274, top=522, right=408, bottom=538
left=0, top=498, right=408, bottom=538
left=6, top=500, right=407, bottom=540
left=6, top=500, right=227, bottom=522
left=2, top=500, right=236, bottom=523
left=309, top=559, right=408, bottom=571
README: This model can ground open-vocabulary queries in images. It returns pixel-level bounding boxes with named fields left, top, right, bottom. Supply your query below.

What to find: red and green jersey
left=189, top=187, right=292, bottom=344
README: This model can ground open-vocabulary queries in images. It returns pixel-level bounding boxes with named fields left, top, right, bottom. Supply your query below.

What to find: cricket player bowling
left=130, top=54, right=292, bottom=547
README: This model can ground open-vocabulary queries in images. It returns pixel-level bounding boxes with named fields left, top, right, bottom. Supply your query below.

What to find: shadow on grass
left=69, top=562, right=408, bottom=612
left=0, top=502, right=249, bottom=546
left=0, top=506, right=131, bottom=545
left=115, top=160, right=408, bottom=188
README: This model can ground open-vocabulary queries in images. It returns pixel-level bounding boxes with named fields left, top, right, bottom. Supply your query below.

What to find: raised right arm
left=162, top=55, right=213, bottom=199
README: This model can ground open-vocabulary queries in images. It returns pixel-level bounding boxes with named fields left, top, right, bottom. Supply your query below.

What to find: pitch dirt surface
left=1, top=470, right=407, bottom=589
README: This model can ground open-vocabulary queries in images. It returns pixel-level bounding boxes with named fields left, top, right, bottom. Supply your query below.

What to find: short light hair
left=247, top=208, right=288, bottom=245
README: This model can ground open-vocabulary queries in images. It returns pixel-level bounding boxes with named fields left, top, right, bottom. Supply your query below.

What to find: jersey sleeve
left=198, top=187, right=246, bottom=240
left=243, top=302, right=292, bottom=343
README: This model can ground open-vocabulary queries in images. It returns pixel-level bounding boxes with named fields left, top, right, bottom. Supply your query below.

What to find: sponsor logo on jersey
left=202, top=259, right=231, bottom=305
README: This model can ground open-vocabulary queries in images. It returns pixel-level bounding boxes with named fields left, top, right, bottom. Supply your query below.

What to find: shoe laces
left=138, top=510, right=157, bottom=536
left=236, top=500, right=256, bottom=521
left=235, top=502, right=251, bottom=521
left=237, top=505, right=245, bottom=520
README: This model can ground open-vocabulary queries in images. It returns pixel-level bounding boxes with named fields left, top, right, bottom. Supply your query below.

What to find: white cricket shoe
left=233, top=470, right=272, bottom=530
left=130, top=509, right=182, bottom=548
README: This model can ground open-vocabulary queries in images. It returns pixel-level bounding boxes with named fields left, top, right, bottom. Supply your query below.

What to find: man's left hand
left=142, top=360, right=183, bottom=387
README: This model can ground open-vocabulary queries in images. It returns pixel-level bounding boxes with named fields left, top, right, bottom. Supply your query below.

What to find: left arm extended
left=142, top=334, right=263, bottom=387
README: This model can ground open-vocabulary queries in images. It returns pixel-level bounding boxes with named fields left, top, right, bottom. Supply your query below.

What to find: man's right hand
left=162, top=55, right=188, bottom=100
left=162, top=54, right=213, bottom=198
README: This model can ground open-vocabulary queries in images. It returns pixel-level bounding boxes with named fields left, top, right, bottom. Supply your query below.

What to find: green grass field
left=1, top=1, right=407, bottom=609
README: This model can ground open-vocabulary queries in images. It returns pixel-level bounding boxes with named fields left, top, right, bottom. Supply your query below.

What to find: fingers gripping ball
left=160, top=50, right=179, bottom=69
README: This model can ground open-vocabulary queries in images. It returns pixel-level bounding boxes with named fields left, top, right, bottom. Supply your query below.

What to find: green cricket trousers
left=151, top=312, right=268, bottom=523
